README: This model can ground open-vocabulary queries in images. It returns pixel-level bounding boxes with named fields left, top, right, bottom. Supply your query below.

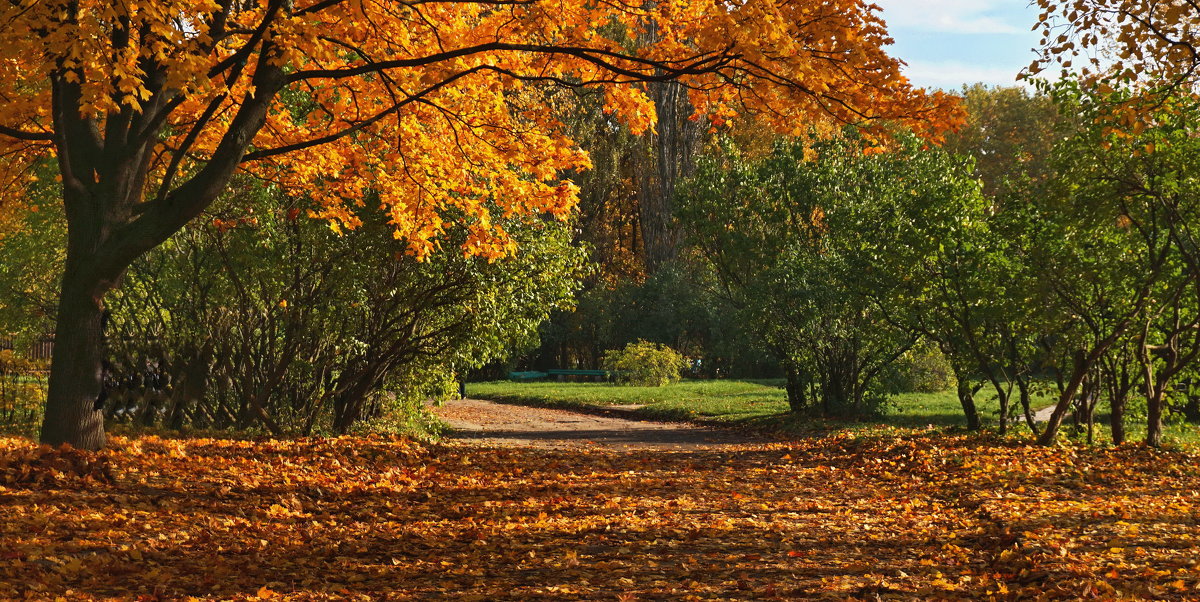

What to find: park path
left=1034, top=403, right=1058, bottom=422
left=433, top=398, right=763, bottom=450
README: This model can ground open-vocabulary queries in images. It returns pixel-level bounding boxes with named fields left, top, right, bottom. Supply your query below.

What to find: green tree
left=106, top=180, right=585, bottom=435
left=0, top=165, right=65, bottom=345
left=679, top=133, right=970, bottom=417
left=1048, top=84, right=1200, bottom=446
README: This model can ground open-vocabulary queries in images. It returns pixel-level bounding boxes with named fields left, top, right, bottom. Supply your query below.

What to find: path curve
left=433, top=398, right=761, bottom=450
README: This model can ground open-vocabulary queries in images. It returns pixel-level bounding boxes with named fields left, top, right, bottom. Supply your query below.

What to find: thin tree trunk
left=997, top=387, right=1010, bottom=435
left=1017, top=376, right=1041, bottom=437
left=1146, top=389, right=1165, bottom=448
left=1111, top=393, right=1127, bottom=445
left=1038, top=349, right=1092, bottom=445
left=956, top=378, right=981, bottom=431
left=784, top=361, right=807, bottom=413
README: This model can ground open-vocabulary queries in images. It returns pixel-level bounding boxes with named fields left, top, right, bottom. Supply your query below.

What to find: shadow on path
left=435, top=398, right=759, bottom=450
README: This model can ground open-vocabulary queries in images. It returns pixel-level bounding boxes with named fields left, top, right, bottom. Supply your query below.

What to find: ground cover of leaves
left=1, top=432, right=1199, bottom=600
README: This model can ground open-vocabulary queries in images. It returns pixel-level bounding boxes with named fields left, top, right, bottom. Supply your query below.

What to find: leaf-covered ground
left=2, top=432, right=1199, bottom=600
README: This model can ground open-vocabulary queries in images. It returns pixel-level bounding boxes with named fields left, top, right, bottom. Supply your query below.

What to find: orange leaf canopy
left=1030, top=0, right=1200, bottom=87
left=0, top=0, right=959, bottom=258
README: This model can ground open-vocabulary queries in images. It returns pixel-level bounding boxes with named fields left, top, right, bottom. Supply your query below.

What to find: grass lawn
left=467, top=379, right=1040, bottom=430
left=468, top=379, right=1200, bottom=446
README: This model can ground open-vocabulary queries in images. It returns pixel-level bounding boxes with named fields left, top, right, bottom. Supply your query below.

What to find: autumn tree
left=0, top=0, right=959, bottom=448
left=1031, top=0, right=1200, bottom=86
left=944, top=85, right=1059, bottom=199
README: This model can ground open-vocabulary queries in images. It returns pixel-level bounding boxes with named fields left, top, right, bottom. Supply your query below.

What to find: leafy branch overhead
left=1030, top=0, right=1200, bottom=88
left=0, top=0, right=960, bottom=261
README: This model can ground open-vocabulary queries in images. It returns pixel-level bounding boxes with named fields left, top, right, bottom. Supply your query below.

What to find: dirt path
left=1033, top=403, right=1058, bottom=422
left=433, top=398, right=762, bottom=450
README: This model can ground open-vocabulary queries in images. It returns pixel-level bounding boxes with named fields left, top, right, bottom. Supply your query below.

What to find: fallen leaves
left=0, top=432, right=1197, bottom=599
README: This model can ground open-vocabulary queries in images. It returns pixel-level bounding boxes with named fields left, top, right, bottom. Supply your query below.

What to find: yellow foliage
left=0, top=0, right=962, bottom=259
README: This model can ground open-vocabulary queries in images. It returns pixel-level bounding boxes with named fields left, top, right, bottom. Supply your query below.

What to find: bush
left=602, top=341, right=687, bottom=387
left=0, top=350, right=48, bottom=437
left=104, top=182, right=585, bottom=436
left=884, top=341, right=956, bottom=394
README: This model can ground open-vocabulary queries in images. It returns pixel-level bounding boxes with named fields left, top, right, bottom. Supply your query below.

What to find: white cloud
left=899, top=59, right=1030, bottom=90
left=873, top=0, right=1026, bottom=35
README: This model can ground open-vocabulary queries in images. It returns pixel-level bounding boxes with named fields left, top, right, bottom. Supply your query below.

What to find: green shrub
left=602, top=341, right=688, bottom=387
left=0, top=349, right=48, bottom=437
left=884, top=341, right=956, bottom=393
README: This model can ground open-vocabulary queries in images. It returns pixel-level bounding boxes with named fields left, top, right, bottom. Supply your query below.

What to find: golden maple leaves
left=0, top=0, right=959, bottom=260
left=2, top=431, right=1199, bottom=599
left=1030, top=0, right=1200, bottom=86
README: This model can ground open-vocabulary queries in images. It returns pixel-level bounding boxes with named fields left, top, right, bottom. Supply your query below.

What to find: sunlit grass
left=467, top=379, right=1200, bottom=448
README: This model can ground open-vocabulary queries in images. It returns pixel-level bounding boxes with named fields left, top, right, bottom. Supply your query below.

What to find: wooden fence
left=0, top=337, right=54, bottom=361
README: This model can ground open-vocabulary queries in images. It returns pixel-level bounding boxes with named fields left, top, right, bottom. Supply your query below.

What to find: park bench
left=507, top=369, right=610, bottom=382
left=508, top=371, right=549, bottom=381
left=548, top=369, right=608, bottom=382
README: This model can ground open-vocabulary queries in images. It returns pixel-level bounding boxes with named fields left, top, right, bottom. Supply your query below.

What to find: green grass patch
left=469, top=379, right=1200, bottom=448
left=468, top=380, right=1061, bottom=436
left=469, top=379, right=787, bottom=423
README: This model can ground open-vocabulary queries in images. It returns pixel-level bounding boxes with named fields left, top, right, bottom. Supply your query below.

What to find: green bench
left=507, top=369, right=610, bottom=382
left=508, top=371, right=549, bottom=381
left=548, top=369, right=608, bottom=378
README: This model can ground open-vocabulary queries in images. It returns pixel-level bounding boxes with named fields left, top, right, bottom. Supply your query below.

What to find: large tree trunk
left=35, top=60, right=286, bottom=448
left=635, top=81, right=701, bottom=274
left=39, top=254, right=111, bottom=449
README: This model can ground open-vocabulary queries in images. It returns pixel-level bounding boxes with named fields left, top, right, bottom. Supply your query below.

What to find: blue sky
left=873, top=0, right=1042, bottom=91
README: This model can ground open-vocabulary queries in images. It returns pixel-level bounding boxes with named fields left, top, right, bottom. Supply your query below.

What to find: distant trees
left=662, top=81, right=1200, bottom=446
left=677, top=133, right=975, bottom=417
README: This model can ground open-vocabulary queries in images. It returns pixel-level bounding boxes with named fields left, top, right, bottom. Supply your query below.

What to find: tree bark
left=996, top=387, right=1010, bottom=435
left=784, top=361, right=807, bottom=413
left=956, top=378, right=981, bottom=431
left=1146, top=388, right=1165, bottom=448
left=39, top=258, right=109, bottom=449
left=1038, top=349, right=1096, bottom=445
left=1017, top=376, right=1041, bottom=437
left=635, top=81, right=700, bottom=274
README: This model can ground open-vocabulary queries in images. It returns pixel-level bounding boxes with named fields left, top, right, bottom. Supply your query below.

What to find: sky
left=873, top=0, right=1042, bottom=91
